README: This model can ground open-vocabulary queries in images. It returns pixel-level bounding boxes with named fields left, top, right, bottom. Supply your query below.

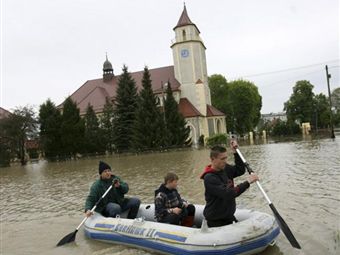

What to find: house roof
left=206, top=105, right=225, bottom=117
left=0, top=107, right=11, bottom=120
left=178, top=98, right=202, bottom=118
left=63, top=65, right=181, bottom=115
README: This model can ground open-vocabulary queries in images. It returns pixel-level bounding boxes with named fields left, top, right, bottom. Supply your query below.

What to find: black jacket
left=201, top=153, right=249, bottom=221
left=154, top=184, right=185, bottom=221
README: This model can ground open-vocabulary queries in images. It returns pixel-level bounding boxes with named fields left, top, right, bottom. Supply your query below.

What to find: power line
left=231, top=59, right=340, bottom=79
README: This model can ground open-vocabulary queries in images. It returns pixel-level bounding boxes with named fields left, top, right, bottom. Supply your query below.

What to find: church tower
left=171, top=5, right=211, bottom=116
left=103, top=54, right=114, bottom=82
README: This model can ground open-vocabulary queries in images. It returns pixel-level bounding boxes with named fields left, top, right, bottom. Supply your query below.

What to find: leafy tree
left=284, top=80, right=315, bottom=124
left=0, top=106, right=38, bottom=165
left=164, top=81, right=190, bottom=147
left=331, top=87, right=340, bottom=126
left=331, top=87, right=340, bottom=110
left=208, top=74, right=229, bottom=115
left=226, top=80, right=262, bottom=135
left=0, top=113, right=12, bottom=167
left=100, top=97, right=115, bottom=154
left=312, top=93, right=330, bottom=129
left=84, top=103, right=104, bottom=154
left=133, top=67, right=165, bottom=150
left=39, top=99, right=62, bottom=160
left=60, top=97, right=85, bottom=158
left=113, top=65, right=138, bottom=152
left=271, top=119, right=300, bottom=136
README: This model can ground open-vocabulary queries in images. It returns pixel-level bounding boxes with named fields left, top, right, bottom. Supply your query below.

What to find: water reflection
left=1, top=138, right=339, bottom=255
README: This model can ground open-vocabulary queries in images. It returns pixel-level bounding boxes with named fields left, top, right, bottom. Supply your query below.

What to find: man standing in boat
left=85, top=161, right=141, bottom=219
left=200, top=141, right=259, bottom=227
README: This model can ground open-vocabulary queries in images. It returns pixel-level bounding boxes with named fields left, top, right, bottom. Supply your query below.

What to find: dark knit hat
left=99, top=161, right=111, bottom=175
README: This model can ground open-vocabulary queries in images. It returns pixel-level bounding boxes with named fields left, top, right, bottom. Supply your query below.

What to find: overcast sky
left=1, top=0, right=339, bottom=114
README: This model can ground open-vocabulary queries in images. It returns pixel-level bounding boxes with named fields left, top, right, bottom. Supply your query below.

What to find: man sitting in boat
left=200, top=141, right=259, bottom=227
left=154, top=172, right=195, bottom=227
left=84, top=161, right=141, bottom=219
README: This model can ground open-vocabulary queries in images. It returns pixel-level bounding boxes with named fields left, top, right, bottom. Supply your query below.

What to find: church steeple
left=171, top=5, right=211, bottom=116
left=103, top=53, right=114, bottom=82
left=174, top=4, right=200, bottom=33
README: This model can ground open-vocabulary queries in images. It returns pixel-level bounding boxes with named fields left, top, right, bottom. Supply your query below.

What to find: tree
left=226, top=80, right=262, bottom=135
left=60, top=97, right=85, bottom=158
left=0, top=106, right=38, bottom=165
left=331, top=87, right=340, bottom=110
left=39, top=99, right=62, bottom=160
left=84, top=103, right=104, bottom=154
left=331, top=87, right=340, bottom=126
left=284, top=80, right=315, bottom=124
left=100, top=97, right=115, bottom=154
left=164, top=81, right=190, bottom=147
left=208, top=74, right=229, bottom=115
left=113, top=65, right=138, bottom=152
left=312, top=93, right=331, bottom=129
left=133, top=67, right=165, bottom=150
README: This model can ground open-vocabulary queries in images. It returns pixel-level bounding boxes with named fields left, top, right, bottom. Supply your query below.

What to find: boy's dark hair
left=210, top=145, right=227, bottom=159
left=164, top=172, right=179, bottom=184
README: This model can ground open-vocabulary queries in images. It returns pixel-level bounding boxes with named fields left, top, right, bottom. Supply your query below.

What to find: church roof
left=0, top=107, right=11, bottom=120
left=174, top=5, right=200, bottom=33
left=178, top=98, right=203, bottom=117
left=63, top=65, right=181, bottom=115
left=206, top=105, right=225, bottom=117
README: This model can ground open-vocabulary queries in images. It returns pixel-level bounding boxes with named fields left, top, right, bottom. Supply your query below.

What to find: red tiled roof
left=206, top=105, right=225, bottom=117
left=62, top=65, right=181, bottom=115
left=0, top=107, right=11, bottom=120
left=174, top=5, right=200, bottom=33
left=178, top=98, right=202, bottom=118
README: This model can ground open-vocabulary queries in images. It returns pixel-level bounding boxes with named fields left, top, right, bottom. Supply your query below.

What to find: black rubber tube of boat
left=56, top=183, right=114, bottom=246
left=235, top=148, right=301, bottom=249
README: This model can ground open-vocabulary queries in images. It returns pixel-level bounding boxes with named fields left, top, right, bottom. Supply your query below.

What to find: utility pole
left=325, top=65, right=335, bottom=138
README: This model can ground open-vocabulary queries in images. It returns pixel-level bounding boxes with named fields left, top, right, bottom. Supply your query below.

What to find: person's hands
left=113, top=178, right=120, bottom=188
left=247, top=173, right=259, bottom=184
left=230, top=139, right=238, bottom=153
left=172, top=207, right=182, bottom=215
left=85, top=210, right=93, bottom=218
left=183, top=202, right=188, bottom=208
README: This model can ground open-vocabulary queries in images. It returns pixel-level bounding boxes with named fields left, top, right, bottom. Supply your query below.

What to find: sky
left=1, top=0, right=339, bottom=114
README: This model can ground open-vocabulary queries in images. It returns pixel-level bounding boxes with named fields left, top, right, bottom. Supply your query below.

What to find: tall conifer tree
left=84, top=103, right=103, bottom=154
left=60, top=97, right=85, bottom=158
left=163, top=82, right=190, bottom=147
left=39, top=99, right=62, bottom=160
left=100, top=97, right=115, bottom=154
left=133, top=66, right=165, bottom=150
left=113, top=65, right=138, bottom=152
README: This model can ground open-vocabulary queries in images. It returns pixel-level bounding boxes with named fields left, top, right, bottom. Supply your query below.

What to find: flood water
left=1, top=137, right=340, bottom=255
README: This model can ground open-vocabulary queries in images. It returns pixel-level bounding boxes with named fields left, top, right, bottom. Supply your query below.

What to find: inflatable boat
left=84, top=204, right=280, bottom=255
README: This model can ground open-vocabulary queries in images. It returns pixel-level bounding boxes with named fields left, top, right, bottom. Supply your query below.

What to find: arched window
left=182, top=30, right=186, bottom=41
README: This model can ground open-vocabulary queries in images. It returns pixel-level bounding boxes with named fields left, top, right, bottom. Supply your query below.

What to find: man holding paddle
left=200, top=140, right=259, bottom=227
left=85, top=161, right=140, bottom=219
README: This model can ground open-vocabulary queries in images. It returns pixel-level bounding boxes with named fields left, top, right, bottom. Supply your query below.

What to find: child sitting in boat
left=154, top=172, right=195, bottom=227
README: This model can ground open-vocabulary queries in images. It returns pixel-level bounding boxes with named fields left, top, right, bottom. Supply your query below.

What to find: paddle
left=56, top=183, right=114, bottom=246
left=235, top=148, right=301, bottom=249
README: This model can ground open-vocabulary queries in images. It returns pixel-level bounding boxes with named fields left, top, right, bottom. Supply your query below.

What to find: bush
left=206, top=133, right=228, bottom=146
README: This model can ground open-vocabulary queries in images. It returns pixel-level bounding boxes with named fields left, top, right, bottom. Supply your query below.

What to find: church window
left=182, top=30, right=186, bottom=40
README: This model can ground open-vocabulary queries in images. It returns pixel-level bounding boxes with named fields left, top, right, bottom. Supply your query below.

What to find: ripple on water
left=1, top=138, right=339, bottom=255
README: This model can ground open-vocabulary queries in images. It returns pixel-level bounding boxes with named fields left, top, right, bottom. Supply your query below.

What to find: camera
left=113, top=178, right=119, bottom=184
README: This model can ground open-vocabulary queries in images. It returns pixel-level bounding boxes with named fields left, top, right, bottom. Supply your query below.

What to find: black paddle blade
left=56, top=230, right=78, bottom=246
left=269, top=203, right=301, bottom=249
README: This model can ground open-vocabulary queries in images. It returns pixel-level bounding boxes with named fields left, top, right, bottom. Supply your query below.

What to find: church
left=64, top=6, right=226, bottom=145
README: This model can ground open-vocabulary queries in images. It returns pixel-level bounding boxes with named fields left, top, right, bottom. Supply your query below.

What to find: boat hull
left=84, top=204, right=280, bottom=255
